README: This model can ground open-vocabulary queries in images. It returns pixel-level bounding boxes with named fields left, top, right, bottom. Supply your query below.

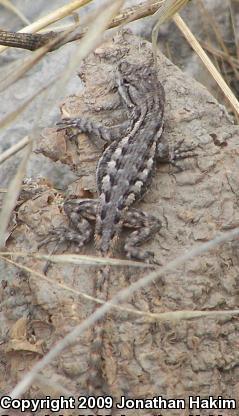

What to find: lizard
left=43, top=57, right=193, bottom=412
left=56, top=59, right=164, bottom=403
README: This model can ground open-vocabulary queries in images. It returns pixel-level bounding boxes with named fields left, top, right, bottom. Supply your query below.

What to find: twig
left=0, top=0, right=91, bottom=53
left=0, top=1, right=163, bottom=52
left=0, top=136, right=29, bottom=165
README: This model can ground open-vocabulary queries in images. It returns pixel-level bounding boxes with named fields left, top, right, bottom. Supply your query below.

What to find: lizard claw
left=56, top=118, right=81, bottom=141
left=37, top=227, right=68, bottom=249
left=126, top=248, right=155, bottom=263
left=168, top=140, right=198, bottom=171
left=56, top=117, right=76, bottom=127
left=142, top=250, right=155, bottom=263
left=170, top=139, right=198, bottom=162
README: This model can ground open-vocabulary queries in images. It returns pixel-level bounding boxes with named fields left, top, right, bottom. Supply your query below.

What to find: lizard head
left=117, top=60, right=162, bottom=104
left=118, top=60, right=157, bottom=85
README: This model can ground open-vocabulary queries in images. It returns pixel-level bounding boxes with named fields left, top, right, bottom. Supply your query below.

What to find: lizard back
left=95, top=60, right=165, bottom=255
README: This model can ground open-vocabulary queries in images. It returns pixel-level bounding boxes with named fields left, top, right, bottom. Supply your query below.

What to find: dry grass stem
left=0, top=0, right=238, bottom=406
left=0, top=143, right=32, bottom=248
left=0, top=0, right=30, bottom=25
left=30, top=0, right=124, bottom=134
left=0, top=0, right=124, bottom=250
left=200, top=41, right=239, bottom=69
left=0, top=0, right=123, bottom=94
left=0, top=2, right=164, bottom=51
left=0, top=136, right=29, bottom=165
left=152, top=0, right=191, bottom=57
left=54, top=0, right=124, bottom=101
left=0, top=74, right=60, bottom=132
left=3, top=226, right=239, bottom=406
left=111, top=0, right=163, bottom=28
left=0, top=0, right=92, bottom=54
left=173, top=13, right=239, bottom=116
left=2, top=254, right=239, bottom=324
left=198, top=0, right=239, bottom=82
left=0, top=251, right=154, bottom=268
left=0, top=256, right=153, bottom=317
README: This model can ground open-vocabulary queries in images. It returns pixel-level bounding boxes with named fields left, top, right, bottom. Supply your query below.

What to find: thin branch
left=0, top=136, right=29, bottom=165
left=0, top=1, right=163, bottom=52
left=0, top=0, right=92, bottom=53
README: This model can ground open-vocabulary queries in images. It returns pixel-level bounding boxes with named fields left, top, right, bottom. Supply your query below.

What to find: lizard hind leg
left=62, top=198, right=97, bottom=249
left=41, top=199, right=97, bottom=249
left=38, top=198, right=97, bottom=274
left=123, top=208, right=162, bottom=262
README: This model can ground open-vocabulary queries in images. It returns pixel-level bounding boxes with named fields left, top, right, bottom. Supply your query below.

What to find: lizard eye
left=122, top=78, right=130, bottom=86
left=118, top=61, right=129, bottom=73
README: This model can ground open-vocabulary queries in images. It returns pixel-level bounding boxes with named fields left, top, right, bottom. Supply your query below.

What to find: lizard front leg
left=123, top=208, right=162, bottom=262
left=57, top=116, right=130, bottom=148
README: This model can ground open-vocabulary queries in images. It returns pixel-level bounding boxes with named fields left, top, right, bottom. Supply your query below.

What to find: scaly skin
left=52, top=59, right=165, bottom=414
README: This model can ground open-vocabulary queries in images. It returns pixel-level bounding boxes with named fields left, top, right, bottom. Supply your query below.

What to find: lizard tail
left=87, top=266, right=111, bottom=398
left=88, top=322, right=105, bottom=395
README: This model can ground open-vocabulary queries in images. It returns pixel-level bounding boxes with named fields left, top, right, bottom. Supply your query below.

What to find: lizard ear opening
left=118, top=61, right=128, bottom=72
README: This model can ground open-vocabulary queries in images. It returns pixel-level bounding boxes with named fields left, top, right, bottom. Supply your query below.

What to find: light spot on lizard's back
left=138, top=168, right=149, bottom=180
left=146, top=157, right=154, bottom=169
left=125, top=192, right=136, bottom=206
left=107, top=160, right=117, bottom=172
left=102, top=174, right=112, bottom=191
left=131, top=180, right=143, bottom=194
left=120, top=137, right=130, bottom=146
left=112, top=147, right=122, bottom=160
left=138, top=156, right=154, bottom=181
